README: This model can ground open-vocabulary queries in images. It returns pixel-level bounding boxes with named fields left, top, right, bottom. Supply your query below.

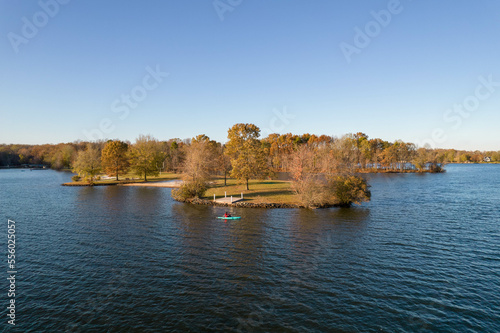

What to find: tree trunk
left=144, top=170, right=147, bottom=182
left=224, top=171, right=227, bottom=186
left=246, top=178, right=249, bottom=190
left=116, top=169, right=119, bottom=181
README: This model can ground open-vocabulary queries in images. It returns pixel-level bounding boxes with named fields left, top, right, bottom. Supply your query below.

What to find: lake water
left=0, top=164, right=499, bottom=332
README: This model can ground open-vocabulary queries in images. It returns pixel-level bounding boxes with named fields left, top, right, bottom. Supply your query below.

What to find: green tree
left=101, top=140, right=129, bottom=180
left=72, top=144, right=102, bottom=184
left=225, top=123, right=270, bottom=190
left=128, top=135, right=165, bottom=181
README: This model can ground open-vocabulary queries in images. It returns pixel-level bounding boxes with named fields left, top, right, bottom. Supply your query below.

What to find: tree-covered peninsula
left=2, top=124, right=497, bottom=207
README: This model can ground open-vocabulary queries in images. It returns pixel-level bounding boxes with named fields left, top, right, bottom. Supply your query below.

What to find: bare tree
left=182, top=137, right=217, bottom=182
left=289, top=145, right=328, bottom=208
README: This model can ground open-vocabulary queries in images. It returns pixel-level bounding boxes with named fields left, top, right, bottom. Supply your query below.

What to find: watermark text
left=6, top=219, right=17, bottom=326
left=8, top=0, right=71, bottom=54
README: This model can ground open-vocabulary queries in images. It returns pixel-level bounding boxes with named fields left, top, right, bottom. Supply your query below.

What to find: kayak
left=217, top=216, right=241, bottom=220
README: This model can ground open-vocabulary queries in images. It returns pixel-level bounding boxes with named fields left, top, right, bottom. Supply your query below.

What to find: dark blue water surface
left=0, top=164, right=499, bottom=332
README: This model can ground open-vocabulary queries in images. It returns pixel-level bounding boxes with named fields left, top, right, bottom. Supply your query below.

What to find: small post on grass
left=241, top=192, right=243, bottom=199
left=225, top=192, right=227, bottom=198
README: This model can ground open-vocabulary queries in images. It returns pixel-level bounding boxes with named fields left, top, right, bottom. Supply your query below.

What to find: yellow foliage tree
left=225, top=123, right=270, bottom=190
left=101, top=140, right=129, bottom=181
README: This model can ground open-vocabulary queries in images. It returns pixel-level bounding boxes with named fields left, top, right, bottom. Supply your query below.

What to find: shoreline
left=62, top=180, right=183, bottom=187
left=174, top=197, right=343, bottom=209
left=60, top=167, right=455, bottom=208
left=61, top=178, right=339, bottom=208
left=121, top=180, right=183, bottom=188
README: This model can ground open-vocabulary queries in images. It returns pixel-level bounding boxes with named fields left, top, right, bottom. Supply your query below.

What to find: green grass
left=205, top=178, right=299, bottom=204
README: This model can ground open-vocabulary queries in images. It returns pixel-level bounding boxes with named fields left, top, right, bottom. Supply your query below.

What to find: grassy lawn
left=204, top=178, right=299, bottom=204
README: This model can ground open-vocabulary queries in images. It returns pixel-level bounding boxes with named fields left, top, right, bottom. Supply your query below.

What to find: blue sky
left=1, top=0, right=499, bottom=150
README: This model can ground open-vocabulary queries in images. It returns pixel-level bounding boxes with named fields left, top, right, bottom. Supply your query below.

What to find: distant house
left=484, top=156, right=492, bottom=162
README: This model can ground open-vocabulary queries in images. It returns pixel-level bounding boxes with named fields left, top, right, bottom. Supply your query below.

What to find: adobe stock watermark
left=417, top=74, right=499, bottom=149
left=339, top=0, right=409, bottom=64
left=213, top=0, right=243, bottom=21
left=260, top=106, right=295, bottom=138
left=7, top=0, right=71, bottom=54
left=6, top=219, right=17, bottom=326
left=82, top=65, right=168, bottom=141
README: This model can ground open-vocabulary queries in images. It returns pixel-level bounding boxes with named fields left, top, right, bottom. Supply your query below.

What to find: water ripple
left=1, top=165, right=499, bottom=332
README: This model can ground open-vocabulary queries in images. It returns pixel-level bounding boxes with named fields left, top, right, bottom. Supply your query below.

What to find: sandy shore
left=120, top=180, right=183, bottom=188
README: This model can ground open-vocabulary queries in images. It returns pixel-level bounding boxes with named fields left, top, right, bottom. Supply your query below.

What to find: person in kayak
left=224, top=212, right=231, bottom=218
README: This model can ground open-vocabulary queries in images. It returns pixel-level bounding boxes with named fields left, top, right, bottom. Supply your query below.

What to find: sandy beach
left=121, top=180, right=183, bottom=188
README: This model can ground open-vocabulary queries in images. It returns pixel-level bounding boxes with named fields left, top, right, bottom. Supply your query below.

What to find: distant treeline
left=0, top=140, right=184, bottom=171
left=0, top=132, right=498, bottom=171
left=261, top=133, right=499, bottom=172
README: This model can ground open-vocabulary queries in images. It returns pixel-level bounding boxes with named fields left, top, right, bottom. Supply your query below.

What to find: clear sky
left=1, top=0, right=499, bottom=150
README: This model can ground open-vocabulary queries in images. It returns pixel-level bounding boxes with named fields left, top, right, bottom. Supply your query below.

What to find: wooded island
left=2, top=123, right=496, bottom=207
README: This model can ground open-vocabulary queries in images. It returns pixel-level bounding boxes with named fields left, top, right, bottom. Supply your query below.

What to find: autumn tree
left=101, top=140, right=129, bottom=180
left=225, top=123, right=270, bottom=190
left=321, top=136, right=371, bottom=206
left=216, top=144, right=232, bottom=186
left=128, top=135, right=165, bottom=181
left=172, top=135, right=218, bottom=200
left=72, top=144, right=102, bottom=184
left=182, top=135, right=218, bottom=182
left=290, top=145, right=328, bottom=208
left=413, top=148, right=429, bottom=171
left=164, top=140, right=184, bottom=172
left=288, top=140, right=371, bottom=208
left=322, top=135, right=357, bottom=175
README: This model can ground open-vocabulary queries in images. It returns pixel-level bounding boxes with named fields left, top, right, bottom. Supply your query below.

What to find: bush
left=292, top=174, right=371, bottom=208
left=428, top=163, right=445, bottom=173
left=329, top=175, right=371, bottom=207
left=71, top=175, right=81, bottom=182
left=172, top=180, right=208, bottom=200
